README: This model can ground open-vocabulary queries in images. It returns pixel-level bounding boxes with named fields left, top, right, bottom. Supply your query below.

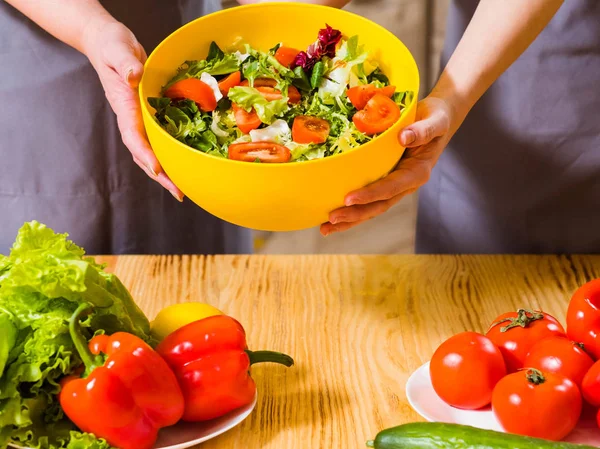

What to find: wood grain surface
left=95, top=255, right=600, bottom=449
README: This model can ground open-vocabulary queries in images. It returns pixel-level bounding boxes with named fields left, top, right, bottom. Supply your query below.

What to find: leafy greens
left=0, top=221, right=154, bottom=449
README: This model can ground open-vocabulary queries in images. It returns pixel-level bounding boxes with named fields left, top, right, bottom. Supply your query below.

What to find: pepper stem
left=366, top=441, right=375, bottom=448
left=490, top=308, right=544, bottom=333
left=246, top=350, right=294, bottom=367
left=526, top=368, right=546, bottom=385
left=69, top=302, right=104, bottom=377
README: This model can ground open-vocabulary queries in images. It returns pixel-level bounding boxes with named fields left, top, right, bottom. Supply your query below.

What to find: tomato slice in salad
left=274, top=47, right=300, bottom=68
left=218, top=71, right=242, bottom=95
left=163, top=78, right=217, bottom=112
left=240, top=79, right=301, bottom=104
left=353, top=94, right=401, bottom=136
left=232, top=103, right=262, bottom=134
left=292, top=116, right=330, bottom=144
left=242, top=78, right=276, bottom=88
left=347, top=84, right=396, bottom=110
left=228, top=142, right=291, bottom=163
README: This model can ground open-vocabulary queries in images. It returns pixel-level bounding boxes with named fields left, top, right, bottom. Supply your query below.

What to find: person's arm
left=4, top=0, right=183, bottom=200
left=322, top=0, right=564, bottom=236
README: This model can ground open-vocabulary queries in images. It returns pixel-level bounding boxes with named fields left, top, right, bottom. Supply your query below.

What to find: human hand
left=82, top=21, right=184, bottom=201
left=321, top=96, right=458, bottom=236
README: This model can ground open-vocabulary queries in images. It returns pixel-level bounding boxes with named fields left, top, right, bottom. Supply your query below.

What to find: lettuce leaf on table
left=0, top=221, right=152, bottom=449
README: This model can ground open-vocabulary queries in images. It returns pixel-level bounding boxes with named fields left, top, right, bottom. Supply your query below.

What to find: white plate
left=406, top=362, right=600, bottom=446
left=10, top=394, right=257, bottom=449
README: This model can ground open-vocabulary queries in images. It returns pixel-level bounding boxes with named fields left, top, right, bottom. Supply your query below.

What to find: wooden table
left=97, top=255, right=600, bottom=449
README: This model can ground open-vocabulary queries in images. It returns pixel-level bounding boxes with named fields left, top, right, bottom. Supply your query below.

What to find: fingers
left=133, top=157, right=184, bottom=202
left=320, top=219, right=367, bottom=237
left=95, top=25, right=146, bottom=88
left=399, top=98, right=451, bottom=148
left=344, top=157, right=427, bottom=207
left=329, top=200, right=394, bottom=225
left=323, top=189, right=416, bottom=236
left=107, top=42, right=145, bottom=88
left=98, top=64, right=183, bottom=201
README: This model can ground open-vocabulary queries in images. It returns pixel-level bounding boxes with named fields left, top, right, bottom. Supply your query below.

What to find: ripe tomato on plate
left=567, top=278, right=600, bottom=360
left=430, top=332, right=506, bottom=410
left=492, top=368, right=581, bottom=441
left=524, top=335, right=593, bottom=388
left=485, top=309, right=565, bottom=373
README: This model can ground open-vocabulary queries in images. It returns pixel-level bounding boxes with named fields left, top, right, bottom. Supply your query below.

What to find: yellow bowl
left=140, top=2, right=419, bottom=232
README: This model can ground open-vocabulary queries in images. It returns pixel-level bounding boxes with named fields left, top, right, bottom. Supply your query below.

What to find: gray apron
left=416, top=0, right=600, bottom=254
left=0, top=0, right=252, bottom=255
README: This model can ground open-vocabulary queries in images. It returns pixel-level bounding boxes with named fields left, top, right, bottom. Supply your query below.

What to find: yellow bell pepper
left=150, top=302, right=223, bottom=341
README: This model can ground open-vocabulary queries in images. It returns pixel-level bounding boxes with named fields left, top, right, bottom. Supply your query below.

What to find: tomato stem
left=525, top=368, right=546, bottom=385
left=576, top=342, right=585, bottom=350
left=490, top=308, right=544, bottom=333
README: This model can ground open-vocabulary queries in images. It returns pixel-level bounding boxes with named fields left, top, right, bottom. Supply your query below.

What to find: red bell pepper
left=567, top=278, right=600, bottom=360
left=156, top=314, right=294, bottom=422
left=59, top=303, right=185, bottom=449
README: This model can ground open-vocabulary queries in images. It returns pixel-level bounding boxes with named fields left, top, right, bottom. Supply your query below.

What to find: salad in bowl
left=148, top=25, right=414, bottom=163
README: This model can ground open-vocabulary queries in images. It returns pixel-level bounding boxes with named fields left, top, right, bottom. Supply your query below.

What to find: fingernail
left=146, top=164, right=158, bottom=178
left=400, top=129, right=416, bottom=146
left=345, top=197, right=355, bottom=207
left=125, top=68, right=133, bottom=84
left=170, top=190, right=184, bottom=202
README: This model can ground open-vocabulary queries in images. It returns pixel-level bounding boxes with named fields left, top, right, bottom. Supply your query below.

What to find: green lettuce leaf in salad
left=0, top=221, right=151, bottom=449
left=228, top=86, right=289, bottom=125
left=163, top=42, right=240, bottom=90
left=149, top=98, right=222, bottom=156
left=241, top=46, right=294, bottom=95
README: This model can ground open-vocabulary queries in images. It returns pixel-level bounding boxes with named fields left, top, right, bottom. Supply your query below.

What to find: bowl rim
left=139, top=1, right=420, bottom=169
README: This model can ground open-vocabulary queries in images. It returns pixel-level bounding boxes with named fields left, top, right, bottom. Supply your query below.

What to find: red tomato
left=492, top=369, right=581, bottom=441
left=163, top=78, right=217, bottom=112
left=228, top=142, right=291, bottom=163
left=292, top=116, right=330, bottom=144
left=485, top=309, right=565, bottom=373
left=567, top=278, right=600, bottom=360
left=232, top=103, right=261, bottom=134
left=218, top=71, right=241, bottom=95
left=346, top=84, right=396, bottom=110
left=524, top=336, right=594, bottom=388
left=581, top=359, right=600, bottom=406
left=353, top=94, right=401, bottom=136
left=430, top=332, right=506, bottom=410
left=240, top=79, right=301, bottom=104
left=256, top=86, right=301, bottom=104
left=274, top=46, right=300, bottom=68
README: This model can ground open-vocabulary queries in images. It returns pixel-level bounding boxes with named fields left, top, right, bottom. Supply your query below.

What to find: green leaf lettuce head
left=0, top=221, right=153, bottom=449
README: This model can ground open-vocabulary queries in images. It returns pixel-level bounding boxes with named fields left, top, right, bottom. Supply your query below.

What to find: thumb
left=398, top=110, right=450, bottom=148
left=106, top=38, right=146, bottom=89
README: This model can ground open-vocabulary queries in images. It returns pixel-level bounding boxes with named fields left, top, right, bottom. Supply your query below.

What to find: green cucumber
left=366, top=423, right=596, bottom=449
